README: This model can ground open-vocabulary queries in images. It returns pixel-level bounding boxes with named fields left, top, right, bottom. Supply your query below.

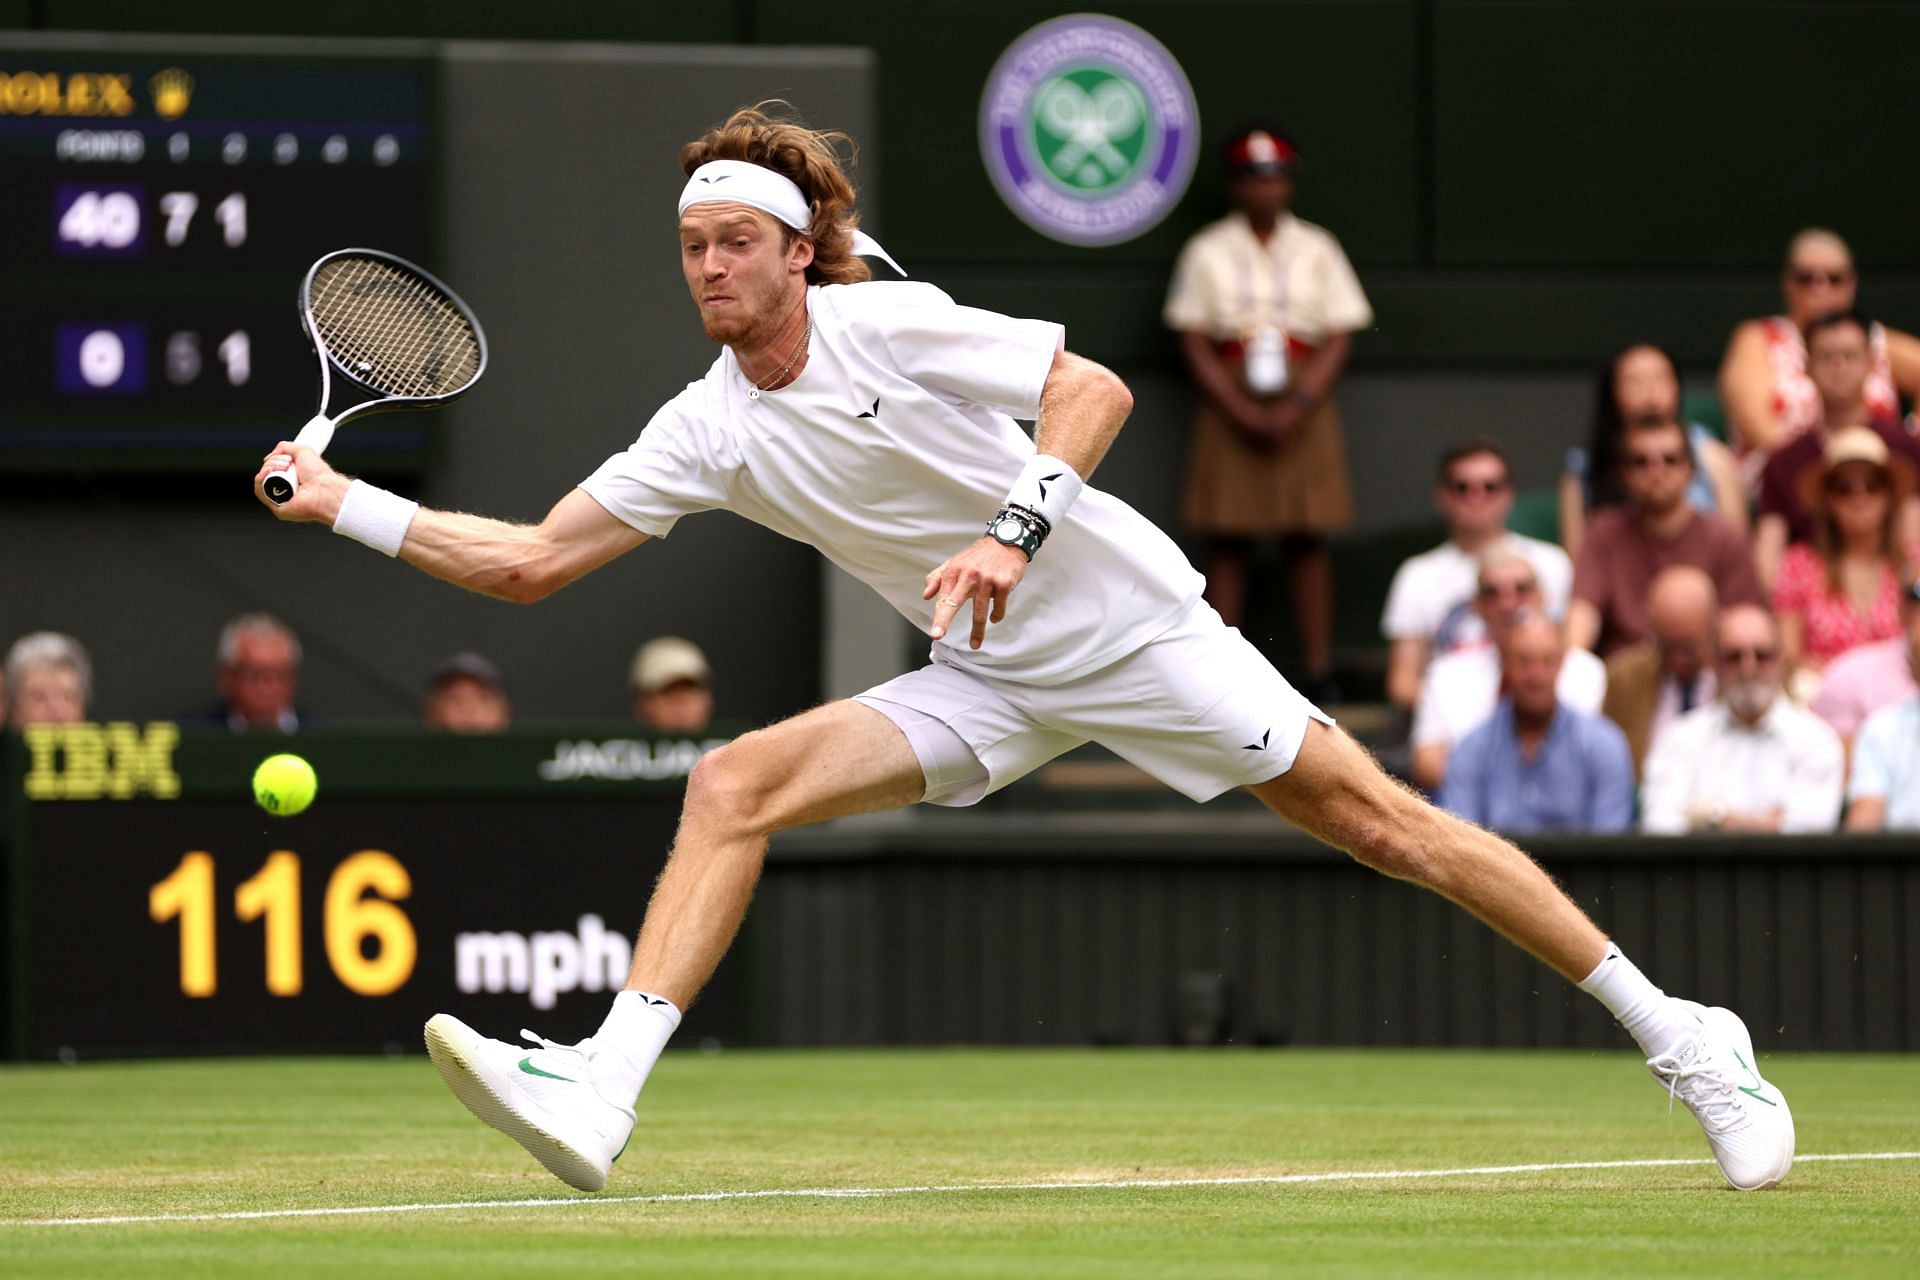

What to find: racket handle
left=264, top=463, right=300, bottom=505
left=264, top=415, right=335, bottom=507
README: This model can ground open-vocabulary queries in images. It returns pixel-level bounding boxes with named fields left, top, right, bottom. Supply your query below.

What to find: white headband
left=678, top=159, right=905, bottom=278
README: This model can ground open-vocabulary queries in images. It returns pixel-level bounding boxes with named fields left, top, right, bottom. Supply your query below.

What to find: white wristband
left=332, top=479, right=419, bottom=557
left=1005, top=454, right=1084, bottom=530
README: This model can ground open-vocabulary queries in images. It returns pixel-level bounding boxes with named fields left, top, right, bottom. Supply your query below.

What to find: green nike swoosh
left=518, top=1056, right=576, bottom=1083
left=1731, top=1047, right=1778, bottom=1107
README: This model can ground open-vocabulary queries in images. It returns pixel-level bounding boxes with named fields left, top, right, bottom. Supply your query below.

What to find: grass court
left=3, top=1048, right=1917, bottom=1278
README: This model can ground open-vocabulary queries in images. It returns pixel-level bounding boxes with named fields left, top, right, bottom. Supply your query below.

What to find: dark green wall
left=13, top=1, right=1919, bottom=368
left=1433, top=1, right=1920, bottom=269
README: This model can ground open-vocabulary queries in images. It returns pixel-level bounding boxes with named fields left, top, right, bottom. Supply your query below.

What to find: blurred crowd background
left=7, top=2, right=1919, bottom=837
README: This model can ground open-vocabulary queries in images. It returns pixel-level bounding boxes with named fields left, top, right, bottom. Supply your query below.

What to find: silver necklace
left=747, top=314, right=811, bottom=400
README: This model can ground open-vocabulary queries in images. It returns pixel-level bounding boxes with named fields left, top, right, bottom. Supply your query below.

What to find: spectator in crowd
left=1559, top=343, right=1745, bottom=560
left=1163, top=126, right=1372, bottom=701
left=1381, top=438, right=1572, bottom=710
left=196, top=613, right=305, bottom=733
left=1753, top=311, right=1920, bottom=587
left=1773, top=428, right=1919, bottom=678
left=1410, top=549, right=1606, bottom=791
left=1843, top=574, right=1920, bottom=832
left=1641, top=605, right=1843, bottom=834
left=1810, top=569, right=1920, bottom=742
left=1437, top=613, right=1634, bottom=834
left=1601, top=566, right=1718, bottom=779
left=4, top=631, right=91, bottom=727
left=631, top=636, right=713, bottom=735
left=1719, top=227, right=1920, bottom=481
left=422, top=652, right=512, bottom=734
left=1567, top=417, right=1762, bottom=657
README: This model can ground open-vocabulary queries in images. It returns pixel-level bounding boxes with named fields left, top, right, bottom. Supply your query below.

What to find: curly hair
left=679, top=102, right=871, bottom=287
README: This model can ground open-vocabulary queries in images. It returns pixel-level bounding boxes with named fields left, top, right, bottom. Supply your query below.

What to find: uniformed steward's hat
left=1224, top=128, right=1298, bottom=175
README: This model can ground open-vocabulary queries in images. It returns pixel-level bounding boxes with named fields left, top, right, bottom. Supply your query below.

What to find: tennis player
left=255, top=106, right=1792, bottom=1194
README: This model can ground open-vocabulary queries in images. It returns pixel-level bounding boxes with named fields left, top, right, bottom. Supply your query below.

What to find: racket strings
left=308, top=257, right=482, bottom=399
left=317, top=260, right=475, bottom=394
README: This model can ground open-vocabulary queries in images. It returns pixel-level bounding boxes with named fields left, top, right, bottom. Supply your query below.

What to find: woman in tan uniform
left=1164, top=128, right=1373, bottom=700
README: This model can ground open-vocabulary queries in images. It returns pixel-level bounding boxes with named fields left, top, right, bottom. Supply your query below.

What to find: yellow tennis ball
left=253, top=753, right=317, bottom=817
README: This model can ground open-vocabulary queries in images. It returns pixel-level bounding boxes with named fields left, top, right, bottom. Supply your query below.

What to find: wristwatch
left=986, top=504, right=1050, bottom=560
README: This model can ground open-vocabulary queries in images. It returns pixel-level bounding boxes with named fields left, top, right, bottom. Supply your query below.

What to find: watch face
left=994, top=517, right=1024, bottom=542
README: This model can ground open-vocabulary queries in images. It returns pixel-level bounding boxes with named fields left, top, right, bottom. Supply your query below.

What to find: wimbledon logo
left=980, top=13, right=1199, bottom=247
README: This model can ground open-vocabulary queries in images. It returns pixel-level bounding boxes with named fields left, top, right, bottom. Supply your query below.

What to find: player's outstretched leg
left=427, top=700, right=926, bottom=1191
left=1249, top=721, right=1794, bottom=1190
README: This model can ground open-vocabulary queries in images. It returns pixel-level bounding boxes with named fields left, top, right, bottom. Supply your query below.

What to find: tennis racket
left=263, top=248, right=488, bottom=505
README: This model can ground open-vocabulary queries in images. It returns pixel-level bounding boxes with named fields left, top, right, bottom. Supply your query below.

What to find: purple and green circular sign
left=980, top=13, right=1199, bottom=247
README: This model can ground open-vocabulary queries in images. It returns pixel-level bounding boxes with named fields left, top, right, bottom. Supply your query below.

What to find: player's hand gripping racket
left=263, top=248, right=488, bottom=505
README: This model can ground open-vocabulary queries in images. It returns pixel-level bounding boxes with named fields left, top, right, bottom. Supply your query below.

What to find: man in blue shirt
left=1440, top=613, right=1635, bottom=833
left=1844, top=575, right=1920, bottom=832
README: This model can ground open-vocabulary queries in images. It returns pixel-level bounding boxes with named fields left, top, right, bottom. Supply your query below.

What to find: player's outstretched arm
left=396, top=489, right=646, bottom=603
left=254, top=441, right=647, bottom=603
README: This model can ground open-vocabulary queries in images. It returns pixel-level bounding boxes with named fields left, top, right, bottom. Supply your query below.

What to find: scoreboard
left=2, top=727, right=749, bottom=1058
left=0, top=40, right=438, bottom=472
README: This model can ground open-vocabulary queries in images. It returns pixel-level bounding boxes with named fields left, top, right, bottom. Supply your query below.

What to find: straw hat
left=1798, top=426, right=1917, bottom=516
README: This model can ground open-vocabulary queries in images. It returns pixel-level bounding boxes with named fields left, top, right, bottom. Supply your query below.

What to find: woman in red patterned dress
left=1773, top=428, right=1919, bottom=680
left=1719, top=229, right=1920, bottom=487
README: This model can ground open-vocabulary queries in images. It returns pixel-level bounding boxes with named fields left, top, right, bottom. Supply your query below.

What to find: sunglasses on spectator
left=1477, top=578, right=1538, bottom=599
left=1627, top=450, right=1687, bottom=470
left=1446, top=478, right=1508, bottom=497
left=1826, top=474, right=1889, bottom=497
left=1718, top=645, right=1778, bottom=665
left=1790, top=268, right=1852, bottom=287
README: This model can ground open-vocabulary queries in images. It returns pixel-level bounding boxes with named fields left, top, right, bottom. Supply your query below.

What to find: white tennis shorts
left=854, top=601, right=1332, bottom=806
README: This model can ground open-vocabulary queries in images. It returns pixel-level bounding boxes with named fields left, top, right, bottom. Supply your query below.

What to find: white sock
left=592, top=990, right=682, bottom=1105
left=1577, top=943, right=1700, bottom=1058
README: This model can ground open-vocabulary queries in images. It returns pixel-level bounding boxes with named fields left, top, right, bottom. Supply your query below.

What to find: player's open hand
left=253, top=442, right=347, bottom=524
left=923, top=537, right=1027, bottom=649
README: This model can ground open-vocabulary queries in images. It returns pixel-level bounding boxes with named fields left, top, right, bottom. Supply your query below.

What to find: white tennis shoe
left=424, top=1013, right=636, bottom=1192
left=1647, top=1001, right=1794, bottom=1190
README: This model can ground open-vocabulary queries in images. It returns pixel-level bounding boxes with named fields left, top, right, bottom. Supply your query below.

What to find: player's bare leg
left=1251, top=720, right=1793, bottom=1189
left=1249, top=720, right=1605, bottom=980
left=426, top=700, right=923, bottom=1191
left=625, top=699, right=925, bottom=1005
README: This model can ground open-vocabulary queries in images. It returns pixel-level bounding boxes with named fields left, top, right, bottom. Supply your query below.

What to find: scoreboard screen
left=0, top=40, right=438, bottom=472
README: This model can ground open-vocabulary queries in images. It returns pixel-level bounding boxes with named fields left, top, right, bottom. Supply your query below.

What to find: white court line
left=6, top=1151, right=1918, bottom=1228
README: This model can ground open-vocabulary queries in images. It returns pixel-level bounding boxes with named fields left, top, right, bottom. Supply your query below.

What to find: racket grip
left=264, top=463, right=299, bottom=505
left=264, top=415, right=333, bottom=506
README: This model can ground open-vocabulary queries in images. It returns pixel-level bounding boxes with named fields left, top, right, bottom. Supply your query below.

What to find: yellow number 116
left=147, top=850, right=417, bottom=997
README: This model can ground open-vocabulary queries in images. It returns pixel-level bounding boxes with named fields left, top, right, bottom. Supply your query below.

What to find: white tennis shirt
left=580, top=281, right=1204, bottom=685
